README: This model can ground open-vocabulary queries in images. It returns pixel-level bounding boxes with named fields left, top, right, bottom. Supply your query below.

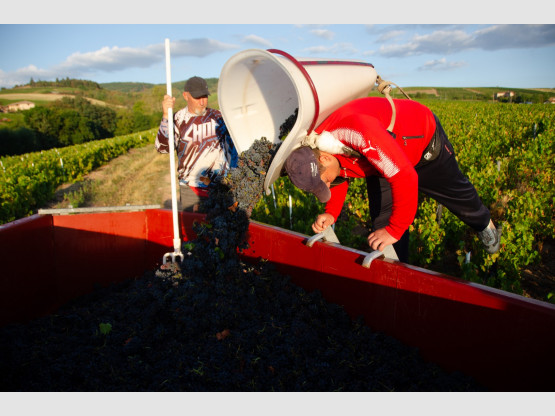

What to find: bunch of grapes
left=179, top=137, right=280, bottom=278
left=224, top=137, right=280, bottom=216
left=279, top=108, right=298, bottom=140
left=176, top=111, right=296, bottom=284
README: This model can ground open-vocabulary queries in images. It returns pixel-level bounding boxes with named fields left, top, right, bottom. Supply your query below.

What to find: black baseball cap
left=285, top=147, right=331, bottom=203
left=184, top=76, right=210, bottom=98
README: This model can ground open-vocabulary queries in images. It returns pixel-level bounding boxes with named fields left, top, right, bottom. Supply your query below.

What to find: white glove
left=302, top=130, right=362, bottom=157
left=301, top=131, right=320, bottom=148
left=318, top=131, right=361, bottom=157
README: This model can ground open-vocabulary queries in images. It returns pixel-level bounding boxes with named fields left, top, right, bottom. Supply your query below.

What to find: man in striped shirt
left=156, top=76, right=237, bottom=212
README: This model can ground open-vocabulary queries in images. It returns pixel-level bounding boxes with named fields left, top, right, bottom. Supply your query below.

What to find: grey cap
left=184, top=76, right=210, bottom=98
left=285, top=147, right=331, bottom=203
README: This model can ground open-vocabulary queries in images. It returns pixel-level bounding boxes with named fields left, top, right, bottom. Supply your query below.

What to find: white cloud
left=377, top=30, right=405, bottom=42
left=418, top=58, right=467, bottom=71
left=242, top=34, right=273, bottom=47
left=376, top=24, right=555, bottom=58
left=59, top=45, right=159, bottom=73
left=472, top=24, right=555, bottom=50
left=0, top=38, right=238, bottom=88
left=0, top=65, right=53, bottom=87
left=303, top=42, right=358, bottom=55
left=171, top=38, right=237, bottom=57
left=310, top=29, right=335, bottom=40
left=361, top=50, right=376, bottom=57
left=379, top=30, right=473, bottom=57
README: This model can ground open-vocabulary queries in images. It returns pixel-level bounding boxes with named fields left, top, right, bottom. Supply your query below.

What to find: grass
left=43, top=144, right=176, bottom=210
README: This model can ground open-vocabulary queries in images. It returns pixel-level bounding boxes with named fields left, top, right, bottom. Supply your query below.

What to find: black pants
left=367, top=116, right=490, bottom=263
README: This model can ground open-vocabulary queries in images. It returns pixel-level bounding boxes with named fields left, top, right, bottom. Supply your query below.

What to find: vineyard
left=251, top=101, right=555, bottom=300
left=0, top=129, right=156, bottom=224
left=1, top=101, right=553, bottom=302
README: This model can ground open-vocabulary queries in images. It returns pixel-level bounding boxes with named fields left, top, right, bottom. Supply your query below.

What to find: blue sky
left=1, top=2, right=553, bottom=89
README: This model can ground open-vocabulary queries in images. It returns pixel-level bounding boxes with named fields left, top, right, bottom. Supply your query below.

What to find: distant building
left=0, top=101, right=35, bottom=113
left=496, top=91, right=515, bottom=99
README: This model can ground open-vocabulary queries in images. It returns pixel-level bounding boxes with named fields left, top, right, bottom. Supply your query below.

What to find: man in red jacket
left=285, top=97, right=500, bottom=262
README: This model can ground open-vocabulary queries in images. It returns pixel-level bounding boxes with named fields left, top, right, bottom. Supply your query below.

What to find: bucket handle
left=267, top=49, right=320, bottom=135
left=267, top=49, right=378, bottom=135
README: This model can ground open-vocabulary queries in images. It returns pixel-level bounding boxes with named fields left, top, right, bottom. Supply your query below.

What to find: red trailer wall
left=1, top=209, right=554, bottom=391
left=238, top=220, right=555, bottom=392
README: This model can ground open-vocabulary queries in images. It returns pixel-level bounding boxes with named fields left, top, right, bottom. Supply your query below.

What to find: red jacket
left=314, top=97, right=436, bottom=240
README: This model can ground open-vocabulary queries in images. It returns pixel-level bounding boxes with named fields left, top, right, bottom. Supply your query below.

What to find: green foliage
left=367, top=87, right=554, bottom=104
left=0, top=94, right=160, bottom=156
left=0, top=127, right=55, bottom=156
left=252, top=176, right=317, bottom=233
left=0, top=129, right=155, bottom=224
left=99, top=322, right=112, bottom=336
left=100, top=82, right=155, bottom=93
left=65, top=180, right=94, bottom=208
left=23, top=77, right=101, bottom=90
left=13, top=97, right=119, bottom=151
left=1, top=80, right=165, bottom=153
left=253, top=101, right=554, bottom=299
left=251, top=176, right=370, bottom=250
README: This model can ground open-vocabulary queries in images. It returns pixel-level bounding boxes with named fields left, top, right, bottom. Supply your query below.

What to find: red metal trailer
left=1, top=208, right=554, bottom=392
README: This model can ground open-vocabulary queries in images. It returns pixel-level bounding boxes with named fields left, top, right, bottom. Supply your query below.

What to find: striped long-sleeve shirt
left=155, top=107, right=237, bottom=189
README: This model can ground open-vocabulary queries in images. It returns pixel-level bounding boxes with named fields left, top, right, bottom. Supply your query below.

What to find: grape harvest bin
left=1, top=208, right=553, bottom=392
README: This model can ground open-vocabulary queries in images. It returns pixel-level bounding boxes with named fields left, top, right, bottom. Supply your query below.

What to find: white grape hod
left=217, top=49, right=378, bottom=195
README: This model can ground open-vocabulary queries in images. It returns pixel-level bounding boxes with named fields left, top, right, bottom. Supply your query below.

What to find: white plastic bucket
left=217, top=49, right=378, bottom=193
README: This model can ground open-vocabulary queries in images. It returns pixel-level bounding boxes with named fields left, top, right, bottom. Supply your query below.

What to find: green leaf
left=99, top=322, right=112, bottom=335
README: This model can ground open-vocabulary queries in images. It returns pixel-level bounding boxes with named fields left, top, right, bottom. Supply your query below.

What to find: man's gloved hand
left=302, top=131, right=362, bottom=158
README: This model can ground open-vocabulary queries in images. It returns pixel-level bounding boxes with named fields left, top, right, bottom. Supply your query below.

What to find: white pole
left=288, top=194, right=293, bottom=229
left=271, top=184, right=277, bottom=210
left=163, top=38, right=183, bottom=264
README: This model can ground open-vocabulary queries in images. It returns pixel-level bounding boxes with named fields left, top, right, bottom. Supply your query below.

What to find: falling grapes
left=179, top=137, right=280, bottom=278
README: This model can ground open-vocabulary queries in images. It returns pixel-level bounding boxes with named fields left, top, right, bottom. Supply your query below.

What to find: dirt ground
left=407, top=88, right=439, bottom=96
left=44, top=145, right=174, bottom=210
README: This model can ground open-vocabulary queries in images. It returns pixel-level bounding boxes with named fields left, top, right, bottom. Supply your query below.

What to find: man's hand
left=312, top=213, right=335, bottom=233
left=367, top=228, right=398, bottom=252
left=162, top=94, right=176, bottom=119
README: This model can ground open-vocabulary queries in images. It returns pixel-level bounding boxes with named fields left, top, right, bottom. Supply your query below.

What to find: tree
left=24, top=107, right=56, bottom=137
left=0, top=127, right=39, bottom=156
left=115, top=110, right=135, bottom=136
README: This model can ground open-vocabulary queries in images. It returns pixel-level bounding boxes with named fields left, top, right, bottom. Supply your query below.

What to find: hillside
left=2, top=79, right=554, bottom=115
left=369, top=86, right=555, bottom=102
left=100, top=77, right=219, bottom=95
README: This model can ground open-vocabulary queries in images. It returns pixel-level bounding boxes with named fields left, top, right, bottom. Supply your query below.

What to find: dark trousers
left=367, top=116, right=490, bottom=263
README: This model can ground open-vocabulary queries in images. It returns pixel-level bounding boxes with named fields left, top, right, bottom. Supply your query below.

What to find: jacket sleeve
left=324, top=180, right=349, bottom=221
left=155, top=115, right=184, bottom=155
left=155, top=117, right=171, bottom=154
left=329, top=114, right=418, bottom=240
